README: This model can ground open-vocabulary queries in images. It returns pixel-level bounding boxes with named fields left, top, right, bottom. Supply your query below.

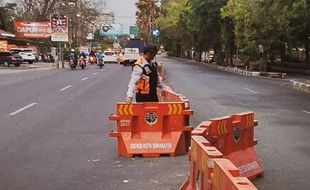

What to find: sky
left=2, top=0, right=138, bottom=34
left=104, top=0, right=138, bottom=34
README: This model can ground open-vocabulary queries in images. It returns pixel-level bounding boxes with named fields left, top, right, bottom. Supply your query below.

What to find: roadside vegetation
left=139, top=0, right=310, bottom=69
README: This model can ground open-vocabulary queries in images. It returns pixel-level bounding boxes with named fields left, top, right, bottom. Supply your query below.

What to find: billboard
left=50, top=14, right=68, bottom=42
left=100, top=23, right=123, bottom=36
left=14, top=22, right=52, bottom=38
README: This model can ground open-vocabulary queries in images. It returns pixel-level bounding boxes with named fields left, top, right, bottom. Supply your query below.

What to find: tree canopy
left=156, top=0, right=310, bottom=65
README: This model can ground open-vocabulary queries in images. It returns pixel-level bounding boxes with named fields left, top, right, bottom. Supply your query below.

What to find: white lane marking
left=302, top=110, right=310, bottom=115
left=101, top=69, right=105, bottom=71
left=60, top=85, right=72, bottom=91
left=93, top=72, right=97, bottom=75
left=223, top=80, right=230, bottom=83
left=82, top=77, right=88, bottom=81
left=9, top=103, right=37, bottom=116
left=244, top=87, right=259, bottom=94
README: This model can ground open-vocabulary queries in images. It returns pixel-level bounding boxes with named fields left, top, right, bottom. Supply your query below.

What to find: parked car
left=10, top=48, right=36, bottom=64
left=0, top=51, right=23, bottom=67
left=103, top=50, right=118, bottom=64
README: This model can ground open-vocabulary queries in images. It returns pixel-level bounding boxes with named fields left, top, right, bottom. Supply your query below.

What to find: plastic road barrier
left=109, top=101, right=193, bottom=157
left=180, top=135, right=258, bottom=190
left=191, top=112, right=263, bottom=179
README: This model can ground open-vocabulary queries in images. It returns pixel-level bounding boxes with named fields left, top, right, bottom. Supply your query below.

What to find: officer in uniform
left=126, top=44, right=164, bottom=103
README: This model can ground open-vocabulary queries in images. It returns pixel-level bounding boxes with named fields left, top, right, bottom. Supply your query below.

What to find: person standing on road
left=126, top=44, right=164, bottom=103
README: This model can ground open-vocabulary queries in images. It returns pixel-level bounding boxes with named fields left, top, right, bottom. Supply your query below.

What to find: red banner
left=14, top=22, right=52, bottom=38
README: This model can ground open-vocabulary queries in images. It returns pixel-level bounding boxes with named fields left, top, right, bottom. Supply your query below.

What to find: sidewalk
left=0, top=62, right=55, bottom=75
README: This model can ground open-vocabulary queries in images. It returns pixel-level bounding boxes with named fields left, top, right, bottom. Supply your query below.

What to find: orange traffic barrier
left=212, top=159, right=258, bottom=190
left=180, top=136, right=223, bottom=190
left=109, top=102, right=193, bottom=157
left=180, top=135, right=258, bottom=190
left=193, top=112, right=263, bottom=179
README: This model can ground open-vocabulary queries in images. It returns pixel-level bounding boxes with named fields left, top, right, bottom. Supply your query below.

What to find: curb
left=219, top=66, right=286, bottom=78
left=290, top=80, right=310, bottom=93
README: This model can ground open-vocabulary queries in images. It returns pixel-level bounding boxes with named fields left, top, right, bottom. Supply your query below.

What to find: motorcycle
left=69, top=58, right=77, bottom=70
left=79, top=56, right=86, bottom=69
left=98, top=59, right=104, bottom=69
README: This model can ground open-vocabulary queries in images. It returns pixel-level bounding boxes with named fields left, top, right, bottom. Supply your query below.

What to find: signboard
left=152, top=29, right=160, bottom=37
left=14, top=22, right=52, bottom=38
left=50, top=14, right=68, bottom=42
left=129, top=26, right=139, bottom=37
left=100, top=23, right=123, bottom=36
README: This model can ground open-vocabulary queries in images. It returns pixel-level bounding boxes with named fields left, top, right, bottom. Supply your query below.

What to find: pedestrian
left=126, top=44, right=164, bottom=103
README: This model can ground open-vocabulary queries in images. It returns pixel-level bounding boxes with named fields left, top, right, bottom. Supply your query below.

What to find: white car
left=10, top=48, right=36, bottom=64
left=122, top=48, right=140, bottom=65
left=103, top=50, right=118, bottom=64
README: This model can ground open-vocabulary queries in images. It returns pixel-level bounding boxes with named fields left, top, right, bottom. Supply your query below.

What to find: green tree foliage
left=157, top=0, right=310, bottom=66
left=188, top=0, right=227, bottom=53
left=157, top=0, right=227, bottom=57
left=222, top=0, right=310, bottom=65
left=156, top=0, right=191, bottom=56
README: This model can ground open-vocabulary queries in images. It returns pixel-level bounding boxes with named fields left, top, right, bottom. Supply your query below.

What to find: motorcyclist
left=79, top=52, right=86, bottom=61
left=69, top=49, right=78, bottom=64
left=89, top=50, right=97, bottom=64
left=96, top=51, right=104, bottom=63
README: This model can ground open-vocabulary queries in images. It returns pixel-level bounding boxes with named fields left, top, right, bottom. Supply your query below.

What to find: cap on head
left=143, top=44, right=157, bottom=54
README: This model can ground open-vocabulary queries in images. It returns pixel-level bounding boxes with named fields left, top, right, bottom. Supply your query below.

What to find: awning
left=0, top=29, right=15, bottom=38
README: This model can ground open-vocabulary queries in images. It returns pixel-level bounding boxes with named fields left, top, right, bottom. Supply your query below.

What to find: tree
left=0, top=3, right=18, bottom=32
left=13, top=0, right=99, bottom=47
left=222, top=0, right=294, bottom=67
left=289, top=0, right=310, bottom=66
left=156, top=0, right=193, bottom=56
left=188, top=0, right=227, bottom=54
left=136, top=0, right=160, bottom=43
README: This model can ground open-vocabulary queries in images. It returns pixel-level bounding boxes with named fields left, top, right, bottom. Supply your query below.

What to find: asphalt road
left=0, top=57, right=309, bottom=190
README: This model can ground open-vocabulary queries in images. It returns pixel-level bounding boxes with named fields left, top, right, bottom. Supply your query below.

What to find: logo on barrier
left=233, top=128, right=242, bottom=142
left=145, top=112, right=158, bottom=126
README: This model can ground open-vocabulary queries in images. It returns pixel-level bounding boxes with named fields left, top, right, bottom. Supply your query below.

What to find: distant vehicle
left=103, top=50, right=117, bottom=64
left=10, top=48, right=36, bottom=64
left=0, top=51, right=23, bottom=67
left=121, top=38, right=144, bottom=66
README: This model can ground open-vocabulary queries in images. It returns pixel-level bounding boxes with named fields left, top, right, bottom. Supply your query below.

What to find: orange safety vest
left=133, top=58, right=150, bottom=95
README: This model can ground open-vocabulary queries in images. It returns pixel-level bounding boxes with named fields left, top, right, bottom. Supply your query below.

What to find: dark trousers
left=136, top=92, right=158, bottom=102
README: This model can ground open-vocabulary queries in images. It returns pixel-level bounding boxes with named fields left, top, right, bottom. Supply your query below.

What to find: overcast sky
left=104, top=0, right=138, bottom=34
